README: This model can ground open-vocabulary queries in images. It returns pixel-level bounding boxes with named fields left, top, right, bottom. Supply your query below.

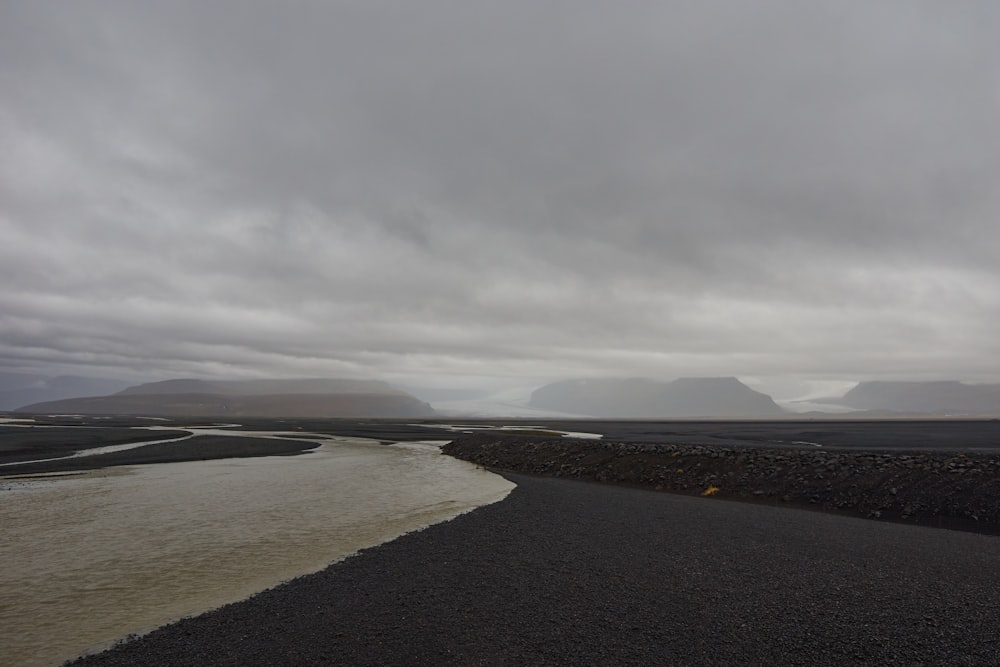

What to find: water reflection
left=0, top=438, right=513, bottom=667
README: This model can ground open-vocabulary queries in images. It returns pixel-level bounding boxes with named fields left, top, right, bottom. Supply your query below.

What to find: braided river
left=0, top=435, right=513, bottom=666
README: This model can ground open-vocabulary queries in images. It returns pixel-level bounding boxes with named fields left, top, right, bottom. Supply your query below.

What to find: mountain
left=15, top=377, right=435, bottom=418
left=528, top=377, right=786, bottom=418
left=833, top=381, right=1000, bottom=415
left=0, top=375, right=131, bottom=411
left=115, top=378, right=398, bottom=397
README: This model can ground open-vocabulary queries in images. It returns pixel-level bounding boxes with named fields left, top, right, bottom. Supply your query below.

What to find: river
left=0, top=435, right=514, bottom=666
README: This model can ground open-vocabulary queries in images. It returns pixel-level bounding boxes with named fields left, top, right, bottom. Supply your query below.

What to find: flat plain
left=5, top=414, right=1000, bottom=665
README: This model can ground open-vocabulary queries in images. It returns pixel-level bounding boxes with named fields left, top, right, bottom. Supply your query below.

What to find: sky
left=2, top=1, right=999, bottom=400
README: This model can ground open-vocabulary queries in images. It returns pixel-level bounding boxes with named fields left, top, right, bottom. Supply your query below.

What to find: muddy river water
left=0, top=436, right=513, bottom=666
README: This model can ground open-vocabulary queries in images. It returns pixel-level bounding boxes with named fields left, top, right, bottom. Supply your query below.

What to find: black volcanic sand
left=71, top=472, right=1000, bottom=666
left=0, top=435, right=318, bottom=475
left=444, top=434, right=1000, bottom=534
left=13, top=414, right=1000, bottom=450
left=526, top=418, right=1000, bottom=451
left=225, top=417, right=459, bottom=442
left=222, top=417, right=1000, bottom=455
left=0, top=426, right=190, bottom=464
left=0, top=415, right=449, bottom=477
left=6, top=413, right=461, bottom=442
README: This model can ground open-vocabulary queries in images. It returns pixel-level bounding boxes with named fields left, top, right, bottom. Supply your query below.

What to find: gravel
left=3, top=435, right=318, bottom=475
left=444, top=435, right=1000, bottom=533
left=70, top=472, right=1000, bottom=666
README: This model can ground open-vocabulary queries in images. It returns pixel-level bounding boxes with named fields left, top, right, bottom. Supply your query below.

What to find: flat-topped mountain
left=116, top=378, right=399, bottom=397
left=528, top=377, right=786, bottom=419
left=16, top=377, right=435, bottom=418
left=834, top=381, right=1000, bottom=415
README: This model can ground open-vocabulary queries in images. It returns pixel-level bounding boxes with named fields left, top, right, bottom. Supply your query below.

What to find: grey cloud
left=2, top=1, right=999, bottom=391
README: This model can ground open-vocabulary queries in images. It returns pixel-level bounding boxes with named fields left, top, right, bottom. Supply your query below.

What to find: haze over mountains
left=0, top=373, right=130, bottom=411
left=528, top=378, right=787, bottom=419
left=7, top=375, right=1000, bottom=419
left=398, top=378, right=1000, bottom=418
left=16, top=378, right=435, bottom=418
left=823, top=381, right=1000, bottom=416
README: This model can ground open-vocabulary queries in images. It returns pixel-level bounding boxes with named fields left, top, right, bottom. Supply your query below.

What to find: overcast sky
left=2, top=1, right=999, bottom=397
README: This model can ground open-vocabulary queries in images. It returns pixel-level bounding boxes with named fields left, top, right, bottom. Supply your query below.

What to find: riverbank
left=3, top=434, right=511, bottom=667
left=71, top=471, right=1000, bottom=665
left=443, top=434, right=1000, bottom=533
left=0, top=426, right=191, bottom=464
left=0, top=415, right=461, bottom=476
left=1, top=434, right=318, bottom=476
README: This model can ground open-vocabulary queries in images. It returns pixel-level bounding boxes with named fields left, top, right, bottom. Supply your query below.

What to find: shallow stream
left=0, top=437, right=513, bottom=666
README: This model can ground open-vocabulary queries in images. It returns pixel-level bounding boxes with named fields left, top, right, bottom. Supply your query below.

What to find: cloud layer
left=3, top=1, right=999, bottom=392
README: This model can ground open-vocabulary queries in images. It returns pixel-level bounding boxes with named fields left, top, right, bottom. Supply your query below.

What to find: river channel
left=0, top=435, right=514, bottom=666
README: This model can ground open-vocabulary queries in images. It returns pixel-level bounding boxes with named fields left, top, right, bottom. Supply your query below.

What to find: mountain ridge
left=15, top=377, right=434, bottom=418
left=528, top=377, right=786, bottom=418
left=115, top=378, right=404, bottom=397
left=832, top=380, right=1000, bottom=415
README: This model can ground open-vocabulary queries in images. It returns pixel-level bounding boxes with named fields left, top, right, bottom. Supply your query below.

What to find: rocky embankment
left=443, top=434, right=1000, bottom=533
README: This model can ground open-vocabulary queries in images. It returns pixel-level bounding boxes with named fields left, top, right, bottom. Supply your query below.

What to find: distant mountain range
left=8, top=373, right=1000, bottom=419
left=826, top=381, right=1000, bottom=416
left=15, top=378, right=435, bottom=418
left=529, top=377, right=787, bottom=419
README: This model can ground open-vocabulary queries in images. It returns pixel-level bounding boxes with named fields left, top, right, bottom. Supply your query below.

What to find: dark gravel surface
left=444, top=435, right=1000, bottom=533
left=71, top=472, right=1000, bottom=666
left=0, top=426, right=190, bottom=463
left=2, top=435, right=317, bottom=475
left=517, top=419, right=1000, bottom=451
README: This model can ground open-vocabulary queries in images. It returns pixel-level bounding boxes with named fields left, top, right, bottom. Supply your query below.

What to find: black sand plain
left=4, top=415, right=1000, bottom=664
left=0, top=425, right=191, bottom=463
left=0, top=422, right=318, bottom=476
left=504, top=417, right=1000, bottom=451
left=70, top=471, right=1000, bottom=666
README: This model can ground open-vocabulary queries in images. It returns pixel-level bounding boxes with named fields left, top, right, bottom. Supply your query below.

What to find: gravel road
left=71, top=472, right=1000, bottom=666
